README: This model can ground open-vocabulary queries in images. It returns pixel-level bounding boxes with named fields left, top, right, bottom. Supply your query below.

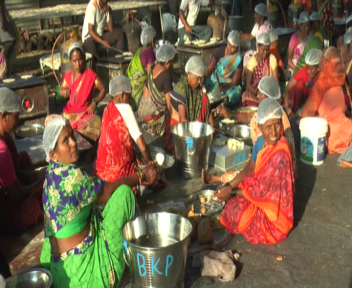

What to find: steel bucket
left=171, top=122, right=214, bottom=178
left=122, top=212, right=192, bottom=288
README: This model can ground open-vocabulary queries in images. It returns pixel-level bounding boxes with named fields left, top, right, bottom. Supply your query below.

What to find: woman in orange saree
left=214, top=99, right=295, bottom=245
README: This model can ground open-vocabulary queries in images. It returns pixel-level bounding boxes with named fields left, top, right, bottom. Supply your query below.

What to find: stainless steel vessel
left=6, top=268, right=52, bottom=288
left=122, top=212, right=192, bottom=288
left=227, top=124, right=253, bottom=147
left=171, top=122, right=214, bottom=178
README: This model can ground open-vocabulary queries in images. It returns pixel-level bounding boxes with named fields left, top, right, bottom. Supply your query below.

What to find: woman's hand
left=216, top=105, right=230, bottom=119
left=62, top=88, right=70, bottom=99
left=213, top=185, right=232, bottom=203
left=217, top=84, right=223, bottom=94
left=86, top=102, right=96, bottom=114
left=142, top=163, right=158, bottom=185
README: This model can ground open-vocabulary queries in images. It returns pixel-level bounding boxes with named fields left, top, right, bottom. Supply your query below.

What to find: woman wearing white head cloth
left=205, top=98, right=295, bottom=245
left=127, top=26, right=157, bottom=110
left=204, top=30, right=243, bottom=108
left=240, top=3, right=272, bottom=43
left=59, top=42, right=106, bottom=142
left=0, top=87, right=45, bottom=233
left=284, top=48, right=321, bottom=115
left=242, top=32, right=278, bottom=107
left=287, top=11, right=311, bottom=74
left=136, top=44, right=176, bottom=135
left=166, top=56, right=215, bottom=152
left=40, top=116, right=157, bottom=287
left=95, top=75, right=158, bottom=187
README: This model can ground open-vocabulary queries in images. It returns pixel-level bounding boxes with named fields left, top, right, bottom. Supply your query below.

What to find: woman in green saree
left=127, top=26, right=157, bottom=111
left=205, top=30, right=243, bottom=109
left=136, top=44, right=176, bottom=136
left=40, top=117, right=158, bottom=287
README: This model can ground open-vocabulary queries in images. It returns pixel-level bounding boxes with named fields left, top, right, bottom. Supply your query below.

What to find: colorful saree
left=172, top=76, right=210, bottom=123
left=127, top=48, right=147, bottom=111
left=221, top=136, right=295, bottom=245
left=319, top=0, right=336, bottom=37
left=95, top=102, right=136, bottom=182
left=205, top=52, right=242, bottom=109
left=62, top=68, right=101, bottom=142
left=242, top=56, right=270, bottom=107
left=40, top=161, right=136, bottom=287
left=292, top=31, right=324, bottom=76
left=137, top=64, right=168, bottom=136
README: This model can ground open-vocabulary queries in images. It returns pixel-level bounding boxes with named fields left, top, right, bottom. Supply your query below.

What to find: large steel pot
left=122, top=212, right=192, bottom=288
left=227, top=124, right=252, bottom=147
left=6, top=268, right=52, bottom=288
left=171, top=122, right=214, bottom=178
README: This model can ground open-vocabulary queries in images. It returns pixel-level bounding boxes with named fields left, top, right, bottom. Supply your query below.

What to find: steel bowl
left=6, top=268, right=52, bottom=288
left=227, top=124, right=253, bottom=147
left=15, top=123, right=44, bottom=138
left=184, top=189, right=225, bottom=217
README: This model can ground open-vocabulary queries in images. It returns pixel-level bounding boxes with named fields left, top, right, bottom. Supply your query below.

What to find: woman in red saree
left=213, top=99, right=295, bottom=245
left=242, top=32, right=278, bottom=107
left=95, top=75, right=156, bottom=192
left=165, top=56, right=215, bottom=153
left=59, top=43, right=106, bottom=142
left=0, top=88, right=44, bottom=234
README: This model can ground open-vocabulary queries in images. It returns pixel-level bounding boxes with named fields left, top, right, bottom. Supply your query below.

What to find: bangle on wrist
left=93, top=99, right=97, bottom=106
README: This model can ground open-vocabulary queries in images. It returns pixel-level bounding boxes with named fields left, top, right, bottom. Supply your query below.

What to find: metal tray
left=184, top=189, right=225, bottom=217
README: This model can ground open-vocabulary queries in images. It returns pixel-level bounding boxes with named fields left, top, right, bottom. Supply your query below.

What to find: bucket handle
left=123, top=240, right=131, bottom=267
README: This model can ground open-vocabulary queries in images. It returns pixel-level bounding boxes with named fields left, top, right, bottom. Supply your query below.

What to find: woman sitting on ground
left=210, top=99, right=295, bottom=245
left=299, top=47, right=352, bottom=166
left=136, top=44, right=176, bottom=136
left=242, top=33, right=278, bottom=107
left=268, top=29, right=286, bottom=82
left=40, top=117, right=157, bottom=287
left=127, top=26, right=157, bottom=110
left=95, top=76, right=155, bottom=189
left=165, top=56, right=215, bottom=152
left=287, top=12, right=311, bottom=76
left=207, top=76, right=296, bottom=182
left=59, top=43, right=106, bottom=142
left=284, top=49, right=322, bottom=116
left=205, top=30, right=243, bottom=109
left=0, top=88, right=44, bottom=234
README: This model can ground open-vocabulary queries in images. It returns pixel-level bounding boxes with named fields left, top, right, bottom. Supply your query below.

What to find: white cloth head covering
left=156, top=44, right=176, bottom=62
left=258, top=76, right=281, bottom=100
left=227, top=30, right=241, bottom=47
left=344, top=30, right=352, bottom=45
left=68, top=42, right=84, bottom=58
left=310, top=12, right=321, bottom=22
left=258, top=98, right=283, bottom=125
left=43, top=117, right=69, bottom=162
left=305, top=48, right=322, bottom=65
left=255, top=3, right=267, bottom=17
left=109, top=75, right=132, bottom=96
left=257, top=32, right=271, bottom=45
left=140, top=26, right=157, bottom=47
left=185, top=56, right=206, bottom=77
left=0, top=87, right=21, bottom=113
left=298, top=11, right=310, bottom=24
left=268, top=29, right=278, bottom=43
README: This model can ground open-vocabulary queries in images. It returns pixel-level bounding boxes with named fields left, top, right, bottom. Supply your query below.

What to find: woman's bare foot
left=339, top=160, right=352, bottom=168
left=202, top=169, right=222, bottom=184
left=202, top=169, right=210, bottom=184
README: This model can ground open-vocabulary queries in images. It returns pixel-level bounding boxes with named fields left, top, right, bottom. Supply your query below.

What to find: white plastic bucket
left=299, top=117, right=328, bottom=165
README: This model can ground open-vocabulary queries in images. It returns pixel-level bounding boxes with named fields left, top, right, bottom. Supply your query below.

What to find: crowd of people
left=1, top=0, right=352, bottom=286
